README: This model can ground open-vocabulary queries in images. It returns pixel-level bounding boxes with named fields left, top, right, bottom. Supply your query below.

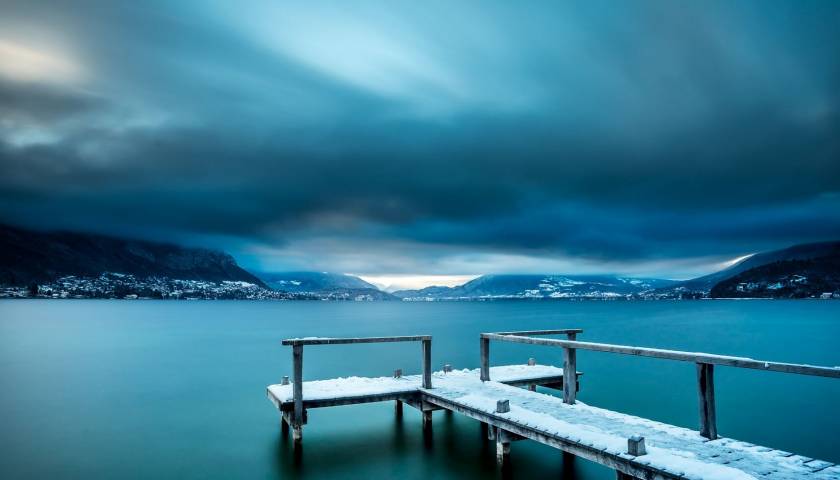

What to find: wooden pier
left=267, top=330, right=840, bottom=479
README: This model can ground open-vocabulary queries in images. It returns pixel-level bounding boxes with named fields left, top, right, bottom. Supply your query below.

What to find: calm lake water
left=1, top=300, right=838, bottom=479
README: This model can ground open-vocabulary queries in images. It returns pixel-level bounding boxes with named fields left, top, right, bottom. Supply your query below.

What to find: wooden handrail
left=283, top=334, right=433, bottom=443
left=282, top=335, right=432, bottom=346
left=491, top=329, right=583, bottom=336
left=480, top=329, right=581, bottom=404
left=481, top=333, right=840, bottom=378
left=482, top=330, right=840, bottom=440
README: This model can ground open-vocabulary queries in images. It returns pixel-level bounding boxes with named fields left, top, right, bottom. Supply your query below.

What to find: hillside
left=256, top=271, right=396, bottom=300
left=674, top=241, right=840, bottom=293
left=709, top=255, right=840, bottom=298
left=0, top=224, right=265, bottom=287
left=394, top=274, right=676, bottom=300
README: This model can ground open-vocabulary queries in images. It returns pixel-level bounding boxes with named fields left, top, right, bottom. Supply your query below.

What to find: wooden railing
left=480, top=329, right=582, bottom=398
left=480, top=331, right=840, bottom=440
left=281, top=335, right=432, bottom=440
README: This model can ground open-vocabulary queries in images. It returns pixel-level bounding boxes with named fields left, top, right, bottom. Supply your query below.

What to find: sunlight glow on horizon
left=356, top=274, right=480, bottom=292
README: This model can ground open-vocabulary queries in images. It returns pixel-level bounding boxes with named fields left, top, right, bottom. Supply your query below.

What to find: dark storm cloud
left=1, top=0, right=839, bottom=275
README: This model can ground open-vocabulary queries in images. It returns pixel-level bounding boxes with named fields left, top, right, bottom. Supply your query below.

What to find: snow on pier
left=267, top=331, right=840, bottom=480
left=424, top=369, right=838, bottom=480
left=267, top=364, right=566, bottom=408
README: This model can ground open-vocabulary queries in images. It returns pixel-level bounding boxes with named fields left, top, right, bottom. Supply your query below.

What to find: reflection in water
left=272, top=403, right=592, bottom=479
left=423, top=413, right=434, bottom=450
left=561, top=451, right=578, bottom=479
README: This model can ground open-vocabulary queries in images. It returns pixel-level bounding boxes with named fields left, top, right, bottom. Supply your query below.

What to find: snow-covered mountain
left=393, top=274, right=677, bottom=300
left=255, top=271, right=396, bottom=300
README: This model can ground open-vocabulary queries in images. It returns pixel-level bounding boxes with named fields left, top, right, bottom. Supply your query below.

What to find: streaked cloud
left=0, top=0, right=838, bottom=278
left=0, top=39, right=84, bottom=84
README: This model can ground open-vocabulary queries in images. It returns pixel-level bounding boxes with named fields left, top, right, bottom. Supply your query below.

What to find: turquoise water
left=0, top=300, right=838, bottom=479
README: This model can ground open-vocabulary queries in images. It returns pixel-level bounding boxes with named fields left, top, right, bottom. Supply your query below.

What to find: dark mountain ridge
left=674, top=241, right=840, bottom=292
left=0, top=224, right=265, bottom=287
left=709, top=255, right=840, bottom=299
left=662, top=240, right=840, bottom=297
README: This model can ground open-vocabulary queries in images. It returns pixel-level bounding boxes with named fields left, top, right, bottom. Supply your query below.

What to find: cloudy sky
left=1, top=1, right=839, bottom=287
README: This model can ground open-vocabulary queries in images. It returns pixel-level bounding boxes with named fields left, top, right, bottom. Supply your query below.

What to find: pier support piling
left=496, top=430, right=512, bottom=465
left=422, top=410, right=433, bottom=429
left=496, top=437, right=510, bottom=464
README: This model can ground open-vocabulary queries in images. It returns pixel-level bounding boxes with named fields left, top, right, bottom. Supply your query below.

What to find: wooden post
left=422, top=410, right=432, bottom=428
left=393, top=366, right=403, bottom=421
left=480, top=336, right=490, bottom=381
left=496, top=430, right=511, bottom=464
left=422, top=339, right=432, bottom=389
left=697, top=362, right=717, bottom=439
left=292, top=344, right=303, bottom=442
left=565, top=331, right=578, bottom=403
left=528, top=384, right=536, bottom=392
left=563, top=345, right=577, bottom=404
left=281, top=375, right=289, bottom=385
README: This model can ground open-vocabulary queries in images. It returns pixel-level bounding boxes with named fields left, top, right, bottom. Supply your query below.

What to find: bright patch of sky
left=357, top=275, right=479, bottom=292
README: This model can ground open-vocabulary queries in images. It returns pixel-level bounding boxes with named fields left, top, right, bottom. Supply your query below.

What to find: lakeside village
left=0, top=273, right=379, bottom=301
left=1, top=272, right=838, bottom=301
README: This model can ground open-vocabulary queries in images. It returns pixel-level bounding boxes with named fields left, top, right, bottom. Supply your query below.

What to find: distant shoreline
left=2, top=295, right=836, bottom=302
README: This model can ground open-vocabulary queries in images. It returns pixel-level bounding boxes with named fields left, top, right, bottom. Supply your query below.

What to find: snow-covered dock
left=267, top=331, right=840, bottom=480
left=425, top=369, right=838, bottom=480
left=267, top=364, right=569, bottom=410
